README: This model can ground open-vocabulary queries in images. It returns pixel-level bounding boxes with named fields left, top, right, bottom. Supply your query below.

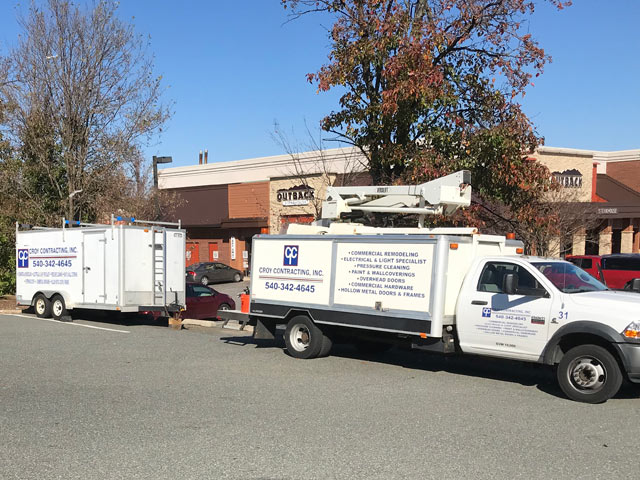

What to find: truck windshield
left=532, top=262, right=607, bottom=294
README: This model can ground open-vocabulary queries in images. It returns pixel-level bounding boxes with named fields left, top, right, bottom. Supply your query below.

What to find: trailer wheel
left=557, top=344, right=622, bottom=404
left=50, top=295, right=68, bottom=321
left=284, top=315, right=324, bottom=359
left=34, top=294, right=52, bottom=318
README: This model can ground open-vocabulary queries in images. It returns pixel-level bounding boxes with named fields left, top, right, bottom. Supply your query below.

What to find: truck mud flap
left=411, top=333, right=456, bottom=354
left=254, top=318, right=277, bottom=340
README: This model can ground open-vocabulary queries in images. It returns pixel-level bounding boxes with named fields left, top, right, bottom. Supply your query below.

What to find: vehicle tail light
left=187, top=270, right=195, bottom=277
left=622, top=321, right=640, bottom=339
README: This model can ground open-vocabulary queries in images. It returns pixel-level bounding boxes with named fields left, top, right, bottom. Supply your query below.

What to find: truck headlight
left=622, top=321, right=640, bottom=339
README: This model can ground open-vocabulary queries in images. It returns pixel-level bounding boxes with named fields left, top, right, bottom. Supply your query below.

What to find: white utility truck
left=221, top=171, right=640, bottom=403
left=15, top=216, right=186, bottom=320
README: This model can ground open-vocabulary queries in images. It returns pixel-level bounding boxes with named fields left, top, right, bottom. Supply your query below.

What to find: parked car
left=186, top=262, right=243, bottom=285
left=566, top=254, right=640, bottom=289
left=143, top=282, right=235, bottom=321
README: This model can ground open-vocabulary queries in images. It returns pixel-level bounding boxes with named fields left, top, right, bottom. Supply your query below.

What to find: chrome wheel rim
left=35, top=298, right=46, bottom=315
left=52, top=300, right=64, bottom=318
left=568, top=356, right=606, bottom=392
left=289, top=324, right=311, bottom=352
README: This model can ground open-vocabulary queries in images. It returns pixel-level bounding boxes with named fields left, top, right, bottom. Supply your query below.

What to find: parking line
left=2, top=313, right=130, bottom=334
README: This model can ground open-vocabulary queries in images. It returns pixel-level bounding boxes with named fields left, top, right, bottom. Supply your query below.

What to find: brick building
left=534, top=147, right=640, bottom=255
left=158, top=148, right=365, bottom=272
left=159, top=146, right=640, bottom=269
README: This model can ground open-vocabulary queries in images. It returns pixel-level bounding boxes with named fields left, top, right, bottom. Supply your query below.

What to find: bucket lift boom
left=321, top=170, right=472, bottom=227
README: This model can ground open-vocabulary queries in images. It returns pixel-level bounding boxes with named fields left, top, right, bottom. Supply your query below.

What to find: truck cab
left=457, top=256, right=640, bottom=402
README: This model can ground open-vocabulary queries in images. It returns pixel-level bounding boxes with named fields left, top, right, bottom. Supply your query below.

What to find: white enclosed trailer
left=16, top=218, right=186, bottom=320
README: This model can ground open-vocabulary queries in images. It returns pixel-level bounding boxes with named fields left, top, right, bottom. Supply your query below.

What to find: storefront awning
left=220, top=217, right=268, bottom=229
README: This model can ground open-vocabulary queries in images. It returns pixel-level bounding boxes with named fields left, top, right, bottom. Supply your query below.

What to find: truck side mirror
left=631, top=278, right=640, bottom=293
left=503, top=273, right=518, bottom=295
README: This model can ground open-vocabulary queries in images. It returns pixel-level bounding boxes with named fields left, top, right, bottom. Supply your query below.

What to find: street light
left=68, top=189, right=82, bottom=221
left=153, top=155, right=172, bottom=188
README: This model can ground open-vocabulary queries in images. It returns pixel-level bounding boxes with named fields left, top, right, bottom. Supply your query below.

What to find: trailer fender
left=31, top=290, right=57, bottom=305
left=32, top=290, right=72, bottom=309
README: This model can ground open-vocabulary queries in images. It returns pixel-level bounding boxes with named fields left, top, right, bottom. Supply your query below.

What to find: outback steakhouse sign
left=552, top=168, right=583, bottom=188
left=277, top=185, right=315, bottom=206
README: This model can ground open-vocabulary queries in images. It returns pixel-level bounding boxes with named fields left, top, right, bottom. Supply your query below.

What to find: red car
left=144, top=283, right=235, bottom=321
left=566, top=254, right=640, bottom=290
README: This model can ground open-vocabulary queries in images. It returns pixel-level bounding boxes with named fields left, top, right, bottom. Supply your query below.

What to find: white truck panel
left=252, top=239, right=333, bottom=305
left=332, top=241, right=434, bottom=312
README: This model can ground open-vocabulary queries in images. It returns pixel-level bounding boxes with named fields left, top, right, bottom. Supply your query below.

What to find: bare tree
left=469, top=184, right=601, bottom=257
left=0, top=0, right=171, bottom=222
left=271, top=121, right=368, bottom=220
left=525, top=187, right=602, bottom=257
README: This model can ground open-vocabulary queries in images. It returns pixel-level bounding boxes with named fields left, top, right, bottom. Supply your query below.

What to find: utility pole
left=153, top=156, right=173, bottom=188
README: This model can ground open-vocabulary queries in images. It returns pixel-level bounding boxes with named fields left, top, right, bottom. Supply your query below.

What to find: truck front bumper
left=617, top=342, right=640, bottom=383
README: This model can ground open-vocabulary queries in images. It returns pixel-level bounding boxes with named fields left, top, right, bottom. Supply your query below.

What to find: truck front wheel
left=557, top=344, right=622, bottom=404
left=284, top=315, right=324, bottom=359
left=34, top=294, right=52, bottom=318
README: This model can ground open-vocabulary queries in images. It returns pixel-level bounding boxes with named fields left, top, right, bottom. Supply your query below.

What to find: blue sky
left=0, top=1, right=638, bottom=169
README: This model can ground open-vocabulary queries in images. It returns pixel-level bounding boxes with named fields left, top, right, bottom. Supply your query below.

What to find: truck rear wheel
left=319, top=334, right=333, bottom=357
left=557, top=344, right=622, bottom=404
left=284, top=315, right=324, bottom=359
left=34, top=294, right=52, bottom=318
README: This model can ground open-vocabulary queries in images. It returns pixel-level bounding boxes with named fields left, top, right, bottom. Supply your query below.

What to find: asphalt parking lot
left=2, top=296, right=640, bottom=479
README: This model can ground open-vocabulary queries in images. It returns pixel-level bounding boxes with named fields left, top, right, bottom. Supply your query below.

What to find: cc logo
left=283, top=245, right=298, bottom=266
left=17, top=249, right=29, bottom=268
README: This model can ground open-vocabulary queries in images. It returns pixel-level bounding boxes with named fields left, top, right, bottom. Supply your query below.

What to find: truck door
left=457, top=260, right=556, bottom=361
left=83, top=231, right=106, bottom=304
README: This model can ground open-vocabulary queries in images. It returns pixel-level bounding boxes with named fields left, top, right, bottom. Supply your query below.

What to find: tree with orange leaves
left=283, top=0, right=572, bottom=249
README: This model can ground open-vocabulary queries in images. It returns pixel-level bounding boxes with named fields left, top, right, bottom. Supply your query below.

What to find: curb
left=1, top=311, right=254, bottom=333
left=182, top=318, right=253, bottom=333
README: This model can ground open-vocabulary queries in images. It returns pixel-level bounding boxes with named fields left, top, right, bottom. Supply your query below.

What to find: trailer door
left=83, top=231, right=106, bottom=304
